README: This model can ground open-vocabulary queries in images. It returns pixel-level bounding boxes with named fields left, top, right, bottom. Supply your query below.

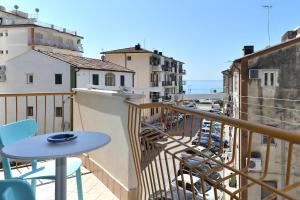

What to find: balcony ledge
left=73, top=88, right=145, bottom=100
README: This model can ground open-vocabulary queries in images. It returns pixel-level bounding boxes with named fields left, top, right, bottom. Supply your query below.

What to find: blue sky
left=2, top=0, right=300, bottom=80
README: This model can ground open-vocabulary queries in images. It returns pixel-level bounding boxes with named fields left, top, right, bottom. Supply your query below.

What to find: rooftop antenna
left=143, top=38, right=146, bottom=48
left=35, top=8, right=39, bottom=19
left=263, top=4, right=272, bottom=46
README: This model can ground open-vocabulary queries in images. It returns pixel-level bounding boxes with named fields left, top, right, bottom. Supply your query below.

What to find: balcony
left=179, top=69, right=186, bottom=75
left=127, top=101, right=300, bottom=200
left=179, top=80, right=187, bottom=85
left=150, top=81, right=159, bottom=87
left=152, top=66, right=162, bottom=72
left=162, top=81, right=173, bottom=87
left=34, top=38, right=83, bottom=52
left=162, top=65, right=171, bottom=72
left=1, top=90, right=300, bottom=200
left=1, top=18, right=79, bottom=36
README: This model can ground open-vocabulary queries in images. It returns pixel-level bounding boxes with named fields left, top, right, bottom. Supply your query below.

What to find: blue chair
left=0, top=119, right=83, bottom=200
left=0, top=179, right=35, bottom=200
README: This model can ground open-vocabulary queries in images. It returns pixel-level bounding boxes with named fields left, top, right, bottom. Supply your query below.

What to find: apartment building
left=101, top=44, right=186, bottom=106
left=0, top=6, right=134, bottom=131
left=223, top=28, right=300, bottom=199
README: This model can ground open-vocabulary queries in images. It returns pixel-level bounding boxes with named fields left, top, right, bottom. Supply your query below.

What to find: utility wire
left=224, top=94, right=300, bottom=102
left=223, top=100, right=300, bottom=113
left=234, top=110, right=300, bottom=127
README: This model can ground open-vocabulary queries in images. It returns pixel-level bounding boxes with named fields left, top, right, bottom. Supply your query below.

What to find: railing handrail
left=125, top=101, right=300, bottom=144
left=0, top=92, right=75, bottom=97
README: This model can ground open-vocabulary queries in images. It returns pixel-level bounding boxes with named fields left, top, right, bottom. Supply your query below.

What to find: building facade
left=102, top=44, right=186, bottom=106
left=223, top=30, right=300, bottom=200
left=0, top=6, right=134, bottom=131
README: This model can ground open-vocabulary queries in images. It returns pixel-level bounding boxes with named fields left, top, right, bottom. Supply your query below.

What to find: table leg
left=55, top=157, right=67, bottom=200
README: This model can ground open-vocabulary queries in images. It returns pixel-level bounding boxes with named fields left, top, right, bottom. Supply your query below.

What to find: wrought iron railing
left=127, top=101, right=300, bottom=200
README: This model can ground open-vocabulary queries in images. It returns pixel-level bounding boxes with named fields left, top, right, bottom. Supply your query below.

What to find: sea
left=183, top=80, right=223, bottom=94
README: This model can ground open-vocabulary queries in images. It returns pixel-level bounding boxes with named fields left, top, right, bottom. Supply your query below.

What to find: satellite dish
left=14, top=5, right=19, bottom=10
left=35, top=8, right=39, bottom=13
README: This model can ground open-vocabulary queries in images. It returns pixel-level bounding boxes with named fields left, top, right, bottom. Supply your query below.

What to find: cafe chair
left=0, top=119, right=83, bottom=200
left=0, top=179, right=35, bottom=200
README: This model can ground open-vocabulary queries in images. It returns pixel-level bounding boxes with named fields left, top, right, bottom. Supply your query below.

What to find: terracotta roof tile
left=38, top=51, right=134, bottom=73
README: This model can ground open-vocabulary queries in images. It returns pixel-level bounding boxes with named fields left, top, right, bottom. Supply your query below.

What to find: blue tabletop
left=2, top=131, right=111, bottom=160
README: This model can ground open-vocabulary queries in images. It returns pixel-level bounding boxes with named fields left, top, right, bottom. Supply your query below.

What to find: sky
left=2, top=0, right=300, bottom=80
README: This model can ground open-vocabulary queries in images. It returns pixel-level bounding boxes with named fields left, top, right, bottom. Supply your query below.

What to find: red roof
left=38, top=51, right=134, bottom=73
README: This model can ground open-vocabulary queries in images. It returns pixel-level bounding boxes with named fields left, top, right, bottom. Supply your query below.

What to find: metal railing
left=0, top=92, right=74, bottom=134
left=127, top=101, right=300, bottom=200
left=1, top=18, right=78, bottom=36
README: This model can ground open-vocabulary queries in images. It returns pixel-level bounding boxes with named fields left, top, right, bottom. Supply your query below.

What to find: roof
left=38, top=51, right=134, bottom=73
left=101, top=46, right=153, bottom=54
left=101, top=45, right=185, bottom=64
left=0, top=9, right=27, bottom=19
left=234, top=36, right=300, bottom=63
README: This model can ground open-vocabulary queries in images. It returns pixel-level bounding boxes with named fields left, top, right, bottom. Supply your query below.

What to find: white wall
left=76, top=69, right=133, bottom=90
left=0, top=50, right=71, bottom=133
left=73, top=89, right=143, bottom=191
left=0, top=27, right=31, bottom=64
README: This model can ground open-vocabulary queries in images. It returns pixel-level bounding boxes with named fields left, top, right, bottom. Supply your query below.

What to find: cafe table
left=2, top=131, right=111, bottom=200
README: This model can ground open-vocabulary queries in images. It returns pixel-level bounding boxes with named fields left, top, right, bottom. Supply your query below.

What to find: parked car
left=181, top=145, right=223, bottom=168
left=149, top=174, right=217, bottom=200
left=177, top=160, right=222, bottom=181
left=202, top=119, right=211, bottom=127
left=193, top=133, right=229, bottom=148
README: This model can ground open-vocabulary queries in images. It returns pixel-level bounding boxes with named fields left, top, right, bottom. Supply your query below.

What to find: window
left=120, top=75, right=125, bottom=86
left=185, top=183, right=192, bottom=192
left=55, top=107, right=63, bottom=117
left=150, top=108, right=155, bottom=116
left=0, top=33, right=3, bottom=37
left=261, top=181, right=277, bottom=200
left=0, top=50, right=3, bottom=54
left=5, top=32, right=8, bottom=36
left=262, top=135, right=275, bottom=144
left=27, top=106, right=34, bottom=116
left=5, top=50, right=8, bottom=54
left=264, top=73, right=268, bottom=86
left=249, top=69, right=259, bottom=79
left=270, top=73, right=274, bottom=86
left=26, top=74, right=33, bottom=84
left=92, top=74, right=99, bottom=85
left=55, top=74, right=62, bottom=84
left=127, top=56, right=131, bottom=61
left=105, top=73, right=115, bottom=86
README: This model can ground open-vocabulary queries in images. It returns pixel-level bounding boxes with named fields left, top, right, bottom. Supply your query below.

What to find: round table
left=2, top=131, right=111, bottom=200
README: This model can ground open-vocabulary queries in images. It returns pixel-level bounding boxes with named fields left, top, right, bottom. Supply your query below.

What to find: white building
left=0, top=6, right=83, bottom=65
left=0, top=7, right=134, bottom=131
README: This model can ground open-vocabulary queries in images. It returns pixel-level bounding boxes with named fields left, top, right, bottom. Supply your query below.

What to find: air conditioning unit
left=0, top=65, right=6, bottom=72
left=248, top=158, right=262, bottom=172
left=0, top=74, right=6, bottom=82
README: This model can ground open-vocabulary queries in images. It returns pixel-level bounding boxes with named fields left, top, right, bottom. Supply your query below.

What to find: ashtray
left=47, top=133, right=77, bottom=143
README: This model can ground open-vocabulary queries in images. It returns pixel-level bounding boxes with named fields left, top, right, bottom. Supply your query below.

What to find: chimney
left=158, top=52, right=162, bottom=56
left=101, top=55, right=105, bottom=61
left=153, top=50, right=158, bottom=54
left=243, top=46, right=254, bottom=55
left=135, top=43, right=141, bottom=50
